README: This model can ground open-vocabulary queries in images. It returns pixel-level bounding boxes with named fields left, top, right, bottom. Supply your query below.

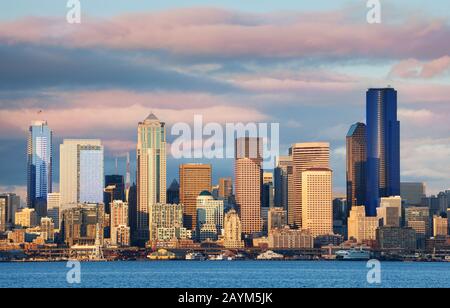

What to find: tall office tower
left=377, top=196, right=402, bottom=227
left=405, top=206, right=430, bottom=249
left=110, top=200, right=130, bottom=246
left=235, top=137, right=263, bottom=235
left=0, top=198, right=6, bottom=232
left=27, top=120, right=52, bottom=216
left=267, top=207, right=287, bottom=233
left=223, top=209, right=245, bottom=249
left=60, top=139, right=104, bottom=205
left=218, top=177, right=233, bottom=199
left=104, top=175, right=125, bottom=213
left=366, top=88, right=400, bottom=216
left=437, top=190, right=450, bottom=216
left=127, top=183, right=138, bottom=244
left=346, top=123, right=367, bottom=212
left=47, top=193, right=60, bottom=229
left=262, top=172, right=274, bottom=208
left=125, top=152, right=131, bottom=193
left=137, top=113, right=166, bottom=244
left=0, top=193, right=20, bottom=229
left=433, top=216, right=448, bottom=237
left=400, top=182, right=426, bottom=206
left=301, top=168, right=333, bottom=238
left=179, top=164, right=212, bottom=231
left=348, top=206, right=380, bottom=243
left=167, top=179, right=180, bottom=204
left=291, top=142, right=330, bottom=228
left=274, top=155, right=293, bottom=211
left=196, top=191, right=224, bottom=241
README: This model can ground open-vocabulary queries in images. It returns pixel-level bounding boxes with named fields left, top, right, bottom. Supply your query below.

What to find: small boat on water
left=256, top=250, right=284, bottom=260
left=335, top=248, right=371, bottom=261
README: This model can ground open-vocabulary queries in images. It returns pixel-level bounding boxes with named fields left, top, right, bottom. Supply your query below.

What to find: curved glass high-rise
left=366, top=88, right=400, bottom=216
left=27, top=121, right=52, bottom=215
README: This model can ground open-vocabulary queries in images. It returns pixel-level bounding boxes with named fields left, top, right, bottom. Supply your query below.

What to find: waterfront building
left=196, top=191, right=224, bottom=242
left=348, top=206, right=380, bottom=243
left=291, top=142, right=330, bottom=228
left=148, top=203, right=190, bottom=243
left=137, top=113, right=167, bottom=244
left=268, top=227, right=314, bottom=249
left=267, top=207, right=287, bottom=234
left=0, top=193, right=20, bottom=230
left=274, top=155, right=293, bottom=212
left=346, top=122, right=367, bottom=211
left=377, top=196, right=402, bottom=227
left=314, top=234, right=344, bottom=248
left=405, top=206, right=430, bottom=250
left=376, top=226, right=416, bottom=250
left=61, top=203, right=105, bottom=247
left=179, top=164, right=212, bottom=231
left=235, top=137, right=263, bottom=235
left=223, top=209, right=244, bottom=249
left=400, top=182, right=426, bottom=206
left=301, top=168, right=333, bottom=238
left=15, top=208, right=38, bottom=228
left=60, top=139, right=104, bottom=205
left=366, top=87, right=400, bottom=216
left=40, top=217, right=55, bottom=242
left=110, top=200, right=130, bottom=246
left=433, top=216, right=448, bottom=237
left=27, top=120, right=52, bottom=216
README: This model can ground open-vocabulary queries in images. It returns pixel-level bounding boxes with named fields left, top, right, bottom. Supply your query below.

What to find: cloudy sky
left=0, top=0, right=449, bottom=202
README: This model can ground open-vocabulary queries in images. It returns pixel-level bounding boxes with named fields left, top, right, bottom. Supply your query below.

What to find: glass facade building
left=79, top=146, right=104, bottom=204
left=366, top=88, right=400, bottom=216
left=27, top=121, right=52, bottom=209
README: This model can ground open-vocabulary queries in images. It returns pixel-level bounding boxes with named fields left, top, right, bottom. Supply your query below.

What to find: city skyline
left=0, top=2, right=449, bottom=201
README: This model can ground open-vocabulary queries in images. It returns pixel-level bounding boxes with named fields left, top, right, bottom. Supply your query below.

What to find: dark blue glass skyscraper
left=366, top=88, right=400, bottom=216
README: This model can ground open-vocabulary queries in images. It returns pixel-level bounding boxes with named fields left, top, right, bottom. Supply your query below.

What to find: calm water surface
left=0, top=261, right=448, bottom=288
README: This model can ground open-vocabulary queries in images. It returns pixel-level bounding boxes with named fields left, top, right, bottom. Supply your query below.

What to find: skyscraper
left=60, top=139, right=104, bottom=205
left=400, top=182, right=426, bottom=206
left=235, top=137, right=262, bottom=235
left=0, top=193, right=20, bottom=229
left=291, top=142, right=330, bottom=228
left=301, top=168, right=333, bottom=238
left=104, top=174, right=125, bottom=212
left=27, top=120, right=52, bottom=215
left=366, top=87, right=400, bottom=216
left=223, top=209, right=245, bottom=249
left=346, top=122, right=367, bottom=210
left=137, top=113, right=166, bottom=244
left=274, top=155, right=292, bottom=211
left=179, top=164, right=212, bottom=231
left=218, top=177, right=233, bottom=199
left=196, top=191, right=224, bottom=241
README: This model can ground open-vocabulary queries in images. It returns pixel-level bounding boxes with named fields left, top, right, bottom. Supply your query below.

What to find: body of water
left=0, top=261, right=448, bottom=288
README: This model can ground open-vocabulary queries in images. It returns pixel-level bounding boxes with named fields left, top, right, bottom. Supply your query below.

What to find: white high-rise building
left=60, top=139, right=104, bottom=205
left=137, top=113, right=167, bottom=244
left=196, top=191, right=224, bottom=241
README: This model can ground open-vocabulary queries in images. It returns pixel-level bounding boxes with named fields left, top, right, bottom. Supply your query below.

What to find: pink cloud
left=0, top=8, right=449, bottom=59
left=390, top=56, right=450, bottom=79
